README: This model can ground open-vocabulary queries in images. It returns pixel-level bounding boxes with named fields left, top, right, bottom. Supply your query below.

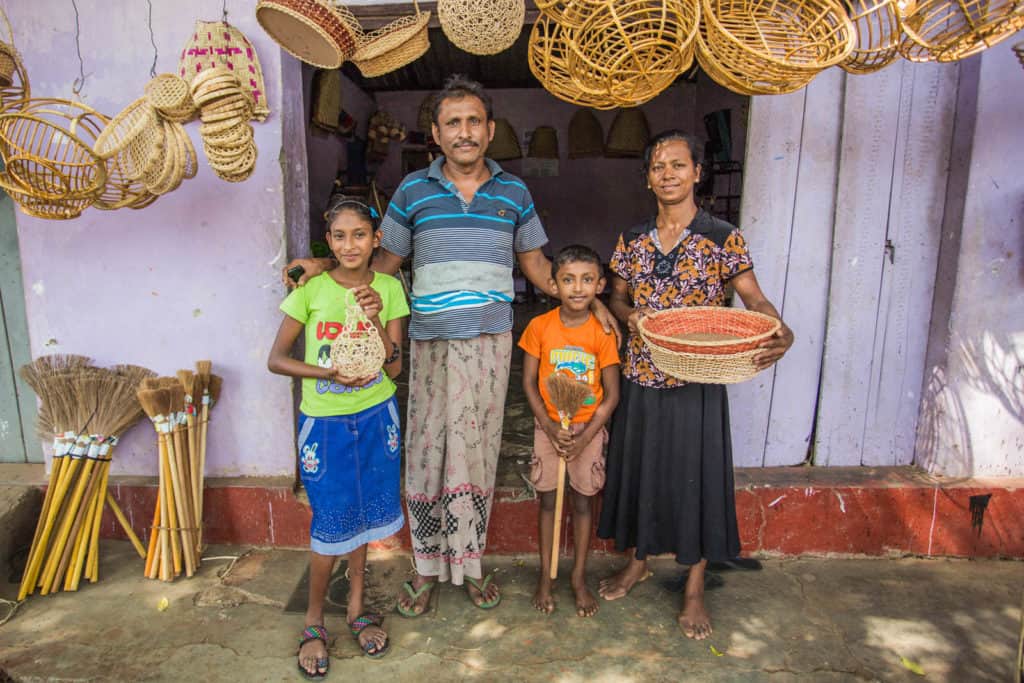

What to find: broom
left=194, top=363, right=221, bottom=553
left=544, top=372, right=593, bottom=581
left=139, top=387, right=175, bottom=581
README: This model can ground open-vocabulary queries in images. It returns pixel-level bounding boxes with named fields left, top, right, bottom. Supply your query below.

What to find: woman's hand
left=627, top=306, right=652, bottom=335
left=753, top=320, right=794, bottom=370
left=352, top=284, right=383, bottom=320
left=281, top=257, right=331, bottom=288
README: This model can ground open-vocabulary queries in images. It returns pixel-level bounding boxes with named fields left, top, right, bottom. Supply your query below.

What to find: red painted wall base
left=98, top=467, right=1024, bottom=558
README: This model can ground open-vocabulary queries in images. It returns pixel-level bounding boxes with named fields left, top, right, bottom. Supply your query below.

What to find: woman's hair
left=432, top=74, right=493, bottom=125
left=641, top=130, right=703, bottom=175
left=551, top=244, right=602, bottom=279
left=324, top=195, right=380, bottom=231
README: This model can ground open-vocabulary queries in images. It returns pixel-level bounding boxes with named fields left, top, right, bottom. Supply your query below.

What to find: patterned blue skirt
left=297, top=397, right=405, bottom=555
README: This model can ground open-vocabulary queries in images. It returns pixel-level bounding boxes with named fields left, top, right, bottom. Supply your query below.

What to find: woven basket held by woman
left=596, top=129, right=793, bottom=641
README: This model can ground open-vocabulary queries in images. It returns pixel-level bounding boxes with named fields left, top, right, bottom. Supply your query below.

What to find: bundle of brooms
left=138, top=361, right=222, bottom=582
left=17, top=356, right=154, bottom=599
left=544, top=372, right=593, bottom=581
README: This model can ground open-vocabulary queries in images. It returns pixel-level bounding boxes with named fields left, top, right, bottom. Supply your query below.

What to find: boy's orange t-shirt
left=518, top=308, right=620, bottom=424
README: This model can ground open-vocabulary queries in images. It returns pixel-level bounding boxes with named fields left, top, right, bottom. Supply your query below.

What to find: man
left=285, top=75, right=616, bottom=615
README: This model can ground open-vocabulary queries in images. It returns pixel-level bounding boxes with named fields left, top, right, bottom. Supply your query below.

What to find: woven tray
left=638, top=307, right=781, bottom=384
left=256, top=0, right=362, bottom=69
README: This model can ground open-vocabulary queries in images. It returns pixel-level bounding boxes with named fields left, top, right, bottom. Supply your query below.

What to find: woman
left=596, top=130, right=793, bottom=640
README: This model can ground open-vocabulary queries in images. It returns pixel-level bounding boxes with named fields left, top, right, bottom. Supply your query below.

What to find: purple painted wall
left=7, top=1, right=296, bottom=477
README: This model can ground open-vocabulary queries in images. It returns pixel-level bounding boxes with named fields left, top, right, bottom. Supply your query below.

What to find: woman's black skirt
left=597, top=379, right=740, bottom=565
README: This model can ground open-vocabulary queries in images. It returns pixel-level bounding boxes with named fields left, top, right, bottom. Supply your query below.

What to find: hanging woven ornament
left=329, top=290, right=386, bottom=378
left=145, top=74, right=198, bottom=124
left=899, top=0, right=1024, bottom=62
left=179, top=20, right=270, bottom=121
left=535, top=0, right=605, bottom=30
left=527, top=126, right=559, bottom=159
left=437, top=0, right=525, bottom=56
left=352, top=0, right=431, bottom=77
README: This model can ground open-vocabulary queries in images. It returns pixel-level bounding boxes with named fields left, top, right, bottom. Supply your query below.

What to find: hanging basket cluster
left=257, top=0, right=432, bottom=78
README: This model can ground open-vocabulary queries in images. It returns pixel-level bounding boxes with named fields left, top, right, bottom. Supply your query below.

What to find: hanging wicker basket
left=535, top=0, right=605, bottom=30
left=489, top=118, right=522, bottom=160
left=94, top=97, right=165, bottom=185
left=352, top=2, right=431, bottom=78
left=528, top=16, right=618, bottom=110
left=256, top=0, right=362, bottom=69
left=0, top=100, right=108, bottom=207
left=605, top=108, right=650, bottom=158
left=567, top=0, right=699, bottom=108
left=638, top=307, right=781, bottom=384
left=701, top=0, right=855, bottom=94
left=695, top=25, right=762, bottom=95
left=899, top=0, right=1024, bottom=63
left=437, top=0, right=525, bottom=56
left=840, top=0, right=903, bottom=74
left=145, top=73, right=198, bottom=124
left=179, top=20, right=271, bottom=121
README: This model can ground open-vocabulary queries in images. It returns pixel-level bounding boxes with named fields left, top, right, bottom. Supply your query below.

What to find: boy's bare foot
left=598, top=559, right=652, bottom=601
left=397, top=574, right=436, bottom=617
left=677, top=591, right=712, bottom=640
left=571, top=576, right=598, bottom=617
left=532, top=577, right=556, bottom=614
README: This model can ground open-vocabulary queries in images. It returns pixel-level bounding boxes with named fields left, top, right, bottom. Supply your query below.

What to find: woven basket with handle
left=638, top=307, right=781, bottom=384
left=352, top=1, right=431, bottom=78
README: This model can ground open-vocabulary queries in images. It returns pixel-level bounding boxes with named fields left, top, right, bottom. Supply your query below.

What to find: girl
left=268, top=197, right=409, bottom=677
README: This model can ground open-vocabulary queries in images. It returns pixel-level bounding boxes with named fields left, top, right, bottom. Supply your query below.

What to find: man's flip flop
left=349, top=613, right=389, bottom=659
left=396, top=580, right=436, bottom=618
left=465, top=574, right=501, bottom=609
left=296, top=625, right=330, bottom=680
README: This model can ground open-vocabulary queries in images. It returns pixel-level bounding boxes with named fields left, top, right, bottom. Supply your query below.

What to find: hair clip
left=369, top=206, right=380, bottom=219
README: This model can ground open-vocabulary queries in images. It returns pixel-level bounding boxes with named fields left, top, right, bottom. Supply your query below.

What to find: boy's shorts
left=530, top=420, right=607, bottom=496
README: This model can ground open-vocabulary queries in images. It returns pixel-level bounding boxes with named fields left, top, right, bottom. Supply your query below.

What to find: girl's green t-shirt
left=279, top=272, right=409, bottom=416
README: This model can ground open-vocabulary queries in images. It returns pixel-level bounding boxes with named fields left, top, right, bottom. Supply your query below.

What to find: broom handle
left=40, top=457, right=96, bottom=594
left=172, top=422, right=197, bottom=570
left=167, top=426, right=195, bottom=577
left=20, top=453, right=66, bottom=598
left=55, top=459, right=104, bottom=592
left=66, top=467, right=104, bottom=591
left=550, top=456, right=566, bottom=580
left=144, top=492, right=160, bottom=578
left=187, top=411, right=201, bottom=542
left=158, top=433, right=173, bottom=581
left=86, top=458, right=113, bottom=581
left=197, top=403, right=210, bottom=551
left=104, top=490, right=146, bottom=559
left=19, top=455, right=80, bottom=599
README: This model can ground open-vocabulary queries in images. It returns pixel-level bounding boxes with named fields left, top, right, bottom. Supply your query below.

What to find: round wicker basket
left=0, top=8, right=16, bottom=89
left=535, top=0, right=605, bottom=30
left=527, top=16, right=618, bottom=110
left=437, top=0, right=525, bottom=56
left=352, top=4, right=431, bottom=78
left=255, top=0, right=362, bottom=69
left=899, top=0, right=1024, bottom=63
left=568, top=0, right=699, bottom=107
left=701, top=0, right=855, bottom=93
left=94, top=97, right=163, bottom=183
left=839, top=0, right=903, bottom=74
left=638, top=307, right=781, bottom=384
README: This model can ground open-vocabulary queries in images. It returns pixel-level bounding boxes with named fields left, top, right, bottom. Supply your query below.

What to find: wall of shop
left=6, top=1, right=300, bottom=477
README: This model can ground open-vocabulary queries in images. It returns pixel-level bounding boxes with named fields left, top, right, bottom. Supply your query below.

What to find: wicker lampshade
left=528, top=126, right=559, bottom=159
left=489, top=118, right=522, bottom=161
left=899, top=0, right=1024, bottom=63
left=437, top=0, right=525, bottom=56
left=568, top=109, right=603, bottom=158
left=605, top=108, right=649, bottom=158
left=179, top=20, right=270, bottom=121
left=353, top=2, right=431, bottom=77
left=839, top=0, right=903, bottom=74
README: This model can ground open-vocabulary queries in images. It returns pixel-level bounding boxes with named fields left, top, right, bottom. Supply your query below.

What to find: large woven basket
left=352, top=3, right=431, bottom=78
left=256, top=0, right=362, bottom=69
left=179, top=20, right=270, bottom=121
left=701, top=0, right=855, bottom=93
left=567, top=0, right=699, bottom=107
left=840, top=0, right=903, bottom=74
left=528, top=16, right=618, bottom=110
left=899, top=0, right=1024, bottom=62
left=638, top=307, right=781, bottom=384
left=605, top=108, right=650, bottom=158
left=437, top=0, right=525, bottom=56
left=568, top=108, right=604, bottom=158
left=489, top=118, right=522, bottom=160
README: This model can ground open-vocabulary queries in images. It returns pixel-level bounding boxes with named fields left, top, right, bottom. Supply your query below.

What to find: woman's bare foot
left=397, top=573, right=436, bottom=616
left=532, top=575, right=556, bottom=614
left=297, top=628, right=328, bottom=677
left=677, top=590, right=712, bottom=640
left=598, top=556, right=651, bottom=601
left=571, top=575, right=599, bottom=617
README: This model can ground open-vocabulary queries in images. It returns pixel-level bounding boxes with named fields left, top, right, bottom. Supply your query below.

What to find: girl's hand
left=352, top=285, right=383, bottom=320
left=753, top=321, right=794, bottom=370
left=627, top=306, right=652, bottom=335
left=329, top=369, right=379, bottom=387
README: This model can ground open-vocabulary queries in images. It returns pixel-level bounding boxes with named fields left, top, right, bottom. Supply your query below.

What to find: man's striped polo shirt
left=380, top=156, right=548, bottom=340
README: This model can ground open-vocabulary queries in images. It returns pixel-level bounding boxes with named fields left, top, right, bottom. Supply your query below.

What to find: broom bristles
left=94, top=374, right=147, bottom=438
left=111, top=364, right=157, bottom=387
left=137, top=389, right=169, bottom=421
left=18, top=354, right=94, bottom=393
left=545, top=372, right=592, bottom=417
left=207, top=374, right=223, bottom=407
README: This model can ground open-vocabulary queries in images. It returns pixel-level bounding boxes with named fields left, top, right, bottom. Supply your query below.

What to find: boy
left=519, top=245, right=620, bottom=617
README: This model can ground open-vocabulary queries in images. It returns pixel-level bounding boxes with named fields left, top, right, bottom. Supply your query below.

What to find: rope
left=71, top=0, right=87, bottom=96
left=146, top=0, right=158, bottom=78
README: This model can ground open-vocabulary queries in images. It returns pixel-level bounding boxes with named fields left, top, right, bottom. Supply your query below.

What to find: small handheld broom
left=544, top=372, right=593, bottom=580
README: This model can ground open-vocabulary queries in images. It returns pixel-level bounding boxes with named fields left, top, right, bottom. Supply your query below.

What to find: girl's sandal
left=349, top=613, right=390, bottom=659
left=296, top=625, right=330, bottom=680
left=396, top=579, right=436, bottom=618
left=465, top=574, right=501, bottom=610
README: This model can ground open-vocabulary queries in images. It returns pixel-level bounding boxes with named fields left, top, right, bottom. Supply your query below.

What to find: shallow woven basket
left=568, top=108, right=604, bottom=158
left=0, top=170, right=95, bottom=219
left=352, top=4, right=431, bottom=78
left=605, top=108, right=650, bottom=158
left=489, top=118, right=522, bottom=160
left=437, top=0, right=525, bottom=56
left=145, top=73, right=197, bottom=124
left=256, top=0, right=362, bottom=69
left=638, top=307, right=781, bottom=384
left=695, top=25, right=763, bottom=95
left=0, top=100, right=108, bottom=204
left=840, top=0, right=903, bottom=74
left=528, top=16, right=619, bottom=110
left=899, top=0, right=1024, bottom=62
left=329, top=292, right=386, bottom=377
left=702, top=0, right=855, bottom=92
left=179, top=20, right=270, bottom=121
left=567, top=0, right=699, bottom=107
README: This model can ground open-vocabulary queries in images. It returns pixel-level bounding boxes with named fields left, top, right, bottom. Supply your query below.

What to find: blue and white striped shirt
left=380, top=157, right=548, bottom=340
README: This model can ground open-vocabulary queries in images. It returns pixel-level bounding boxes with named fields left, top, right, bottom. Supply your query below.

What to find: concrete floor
left=1, top=542, right=1021, bottom=682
